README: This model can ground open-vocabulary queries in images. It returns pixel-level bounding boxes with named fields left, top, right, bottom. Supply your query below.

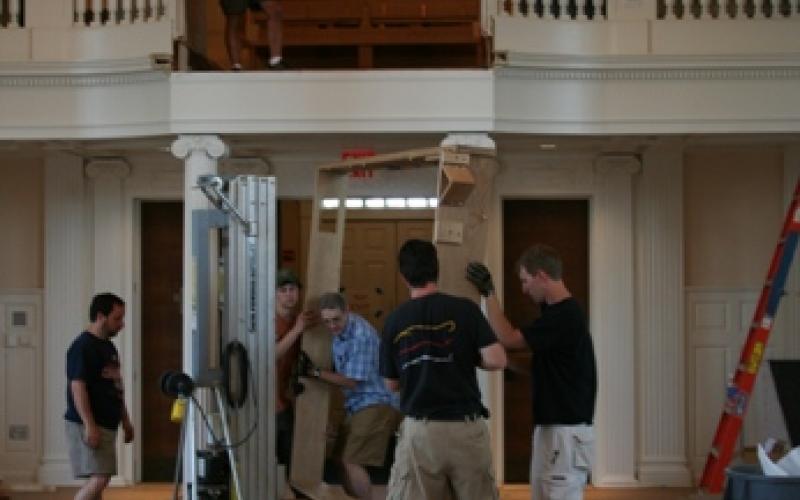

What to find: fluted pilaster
left=591, top=154, right=640, bottom=486
left=636, top=141, right=691, bottom=486
left=39, top=153, right=88, bottom=485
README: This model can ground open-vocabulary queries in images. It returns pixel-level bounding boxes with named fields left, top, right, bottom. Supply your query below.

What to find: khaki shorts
left=530, top=424, right=594, bottom=500
left=387, top=417, right=498, bottom=500
left=335, top=404, right=401, bottom=467
left=65, top=420, right=118, bottom=478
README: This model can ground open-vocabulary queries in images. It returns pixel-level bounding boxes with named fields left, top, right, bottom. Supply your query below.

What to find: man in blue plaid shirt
left=307, top=292, right=400, bottom=500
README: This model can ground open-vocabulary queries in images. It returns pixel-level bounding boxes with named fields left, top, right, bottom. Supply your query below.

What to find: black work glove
left=296, top=350, right=316, bottom=378
left=466, top=261, right=494, bottom=297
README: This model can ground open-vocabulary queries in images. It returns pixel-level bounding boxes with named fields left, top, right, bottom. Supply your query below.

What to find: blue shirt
left=332, top=313, right=399, bottom=414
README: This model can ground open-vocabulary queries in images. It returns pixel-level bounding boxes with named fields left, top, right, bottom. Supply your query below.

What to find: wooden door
left=340, top=222, right=398, bottom=332
left=395, top=220, right=434, bottom=305
left=502, top=199, right=589, bottom=483
left=141, top=202, right=184, bottom=482
left=295, top=199, right=434, bottom=332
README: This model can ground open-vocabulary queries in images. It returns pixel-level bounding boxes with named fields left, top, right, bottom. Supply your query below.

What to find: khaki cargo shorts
left=387, top=417, right=499, bottom=500
left=65, top=420, right=118, bottom=478
left=335, top=404, right=402, bottom=467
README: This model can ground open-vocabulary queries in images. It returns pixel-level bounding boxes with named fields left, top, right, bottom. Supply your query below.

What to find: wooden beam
left=291, top=144, right=497, bottom=499
left=435, top=150, right=498, bottom=300
left=290, top=170, right=352, bottom=499
left=319, top=147, right=442, bottom=172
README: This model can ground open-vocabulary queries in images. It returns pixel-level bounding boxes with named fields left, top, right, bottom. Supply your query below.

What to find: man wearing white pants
left=467, top=244, right=597, bottom=500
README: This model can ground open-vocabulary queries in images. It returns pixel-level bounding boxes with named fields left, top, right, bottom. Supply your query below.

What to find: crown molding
left=0, top=57, right=167, bottom=87
left=0, top=71, right=168, bottom=88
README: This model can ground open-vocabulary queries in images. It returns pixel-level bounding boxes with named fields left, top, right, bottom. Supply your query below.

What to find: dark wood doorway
left=140, top=201, right=184, bottom=481
left=502, top=199, right=589, bottom=483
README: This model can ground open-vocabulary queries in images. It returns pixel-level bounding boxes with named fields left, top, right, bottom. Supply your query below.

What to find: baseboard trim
left=638, top=462, right=693, bottom=487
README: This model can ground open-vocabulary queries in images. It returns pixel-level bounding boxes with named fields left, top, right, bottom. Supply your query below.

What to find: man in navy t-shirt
left=380, top=239, right=506, bottom=500
left=65, top=293, right=133, bottom=499
left=467, top=244, right=597, bottom=500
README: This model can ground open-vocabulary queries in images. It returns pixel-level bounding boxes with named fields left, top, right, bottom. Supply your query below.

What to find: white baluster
left=75, top=0, right=87, bottom=25
left=664, top=0, right=675, bottom=19
left=87, top=0, right=100, bottom=25
left=108, top=0, right=118, bottom=23
left=8, top=0, right=21, bottom=27
left=122, top=0, right=133, bottom=23
left=754, top=0, right=767, bottom=17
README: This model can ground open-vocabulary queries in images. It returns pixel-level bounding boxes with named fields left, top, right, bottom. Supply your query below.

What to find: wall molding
left=497, top=63, right=800, bottom=81
left=0, top=71, right=168, bottom=88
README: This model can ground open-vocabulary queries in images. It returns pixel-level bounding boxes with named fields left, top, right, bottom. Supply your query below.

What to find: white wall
left=684, top=145, right=793, bottom=479
left=0, top=157, right=44, bottom=289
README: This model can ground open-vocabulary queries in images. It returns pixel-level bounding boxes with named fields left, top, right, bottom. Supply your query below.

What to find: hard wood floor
left=7, top=484, right=716, bottom=500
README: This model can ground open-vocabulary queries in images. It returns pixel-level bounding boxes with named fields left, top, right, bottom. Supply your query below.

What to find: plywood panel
left=291, top=171, right=350, bottom=498
left=435, top=154, right=498, bottom=299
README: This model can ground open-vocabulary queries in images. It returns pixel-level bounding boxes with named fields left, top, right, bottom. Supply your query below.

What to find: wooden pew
left=246, top=0, right=485, bottom=68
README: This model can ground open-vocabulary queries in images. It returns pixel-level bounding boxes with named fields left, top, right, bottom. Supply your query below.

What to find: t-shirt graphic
left=380, top=293, right=497, bottom=419
left=395, top=320, right=457, bottom=371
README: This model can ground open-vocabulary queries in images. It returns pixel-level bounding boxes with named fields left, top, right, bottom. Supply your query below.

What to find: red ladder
left=699, top=177, right=800, bottom=493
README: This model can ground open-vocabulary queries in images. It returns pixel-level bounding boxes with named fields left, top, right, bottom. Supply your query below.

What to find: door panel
left=340, top=222, right=397, bottom=332
left=502, top=199, right=588, bottom=483
left=141, top=202, right=183, bottom=482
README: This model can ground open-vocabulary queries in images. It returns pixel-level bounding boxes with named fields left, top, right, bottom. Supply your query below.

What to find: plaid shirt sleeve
left=338, top=317, right=379, bottom=383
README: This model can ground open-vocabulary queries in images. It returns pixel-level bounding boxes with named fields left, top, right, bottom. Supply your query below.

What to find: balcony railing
left=657, top=0, right=800, bottom=19
left=1, top=0, right=24, bottom=28
left=74, top=0, right=170, bottom=27
left=498, top=0, right=799, bottom=20
left=493, top=0, right=800, bottom=63
left=0, top=0, right=181, bottom=65
left=500, top=0, right=607, bottom=20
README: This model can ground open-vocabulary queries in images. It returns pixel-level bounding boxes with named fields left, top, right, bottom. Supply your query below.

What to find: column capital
left=171, top=135, right=228, bottom=161
left=594, top=153, right=642, bottom=176
left=440, top=133, right=496, bottom=150
left=85, top=158, right=131, bottom=180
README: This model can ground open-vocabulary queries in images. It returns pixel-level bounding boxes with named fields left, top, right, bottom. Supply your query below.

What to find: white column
left=39, top=153, right=89, bottom=485
left=635, top=141, right=692, bottom=486
left=84, top=158, right=133, bottom=483
left=171, top=135, right=227, bottom=370
left=171, top=135, right=227, bottom=493
left=591, top=154, right=639, bottom=486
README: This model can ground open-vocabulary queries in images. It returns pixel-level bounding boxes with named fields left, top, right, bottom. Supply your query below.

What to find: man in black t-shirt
left=65, top=293, right=133, bottom=500
left=380, top=239, right=506, bottom=500
left=467, top=244, right=597, bottom=500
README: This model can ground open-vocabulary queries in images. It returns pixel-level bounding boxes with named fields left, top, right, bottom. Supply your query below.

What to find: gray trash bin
left=724, top=464, right=800, bottom=500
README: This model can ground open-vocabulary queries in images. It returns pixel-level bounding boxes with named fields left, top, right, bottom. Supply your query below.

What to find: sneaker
left=268, top=59, right=287, bottom=70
